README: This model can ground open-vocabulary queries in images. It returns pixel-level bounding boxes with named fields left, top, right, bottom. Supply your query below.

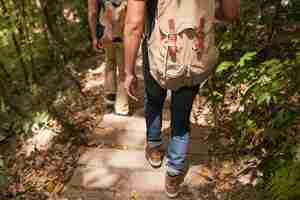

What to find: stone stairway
left=60, top=108, right=213, bottom=200
left=57, top=60, right=216, bottom=200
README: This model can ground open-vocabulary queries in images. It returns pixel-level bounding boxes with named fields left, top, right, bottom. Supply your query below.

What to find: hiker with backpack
left=88, top=0, right=129, bottom=116
left=124, top=0, right=240, bottom=198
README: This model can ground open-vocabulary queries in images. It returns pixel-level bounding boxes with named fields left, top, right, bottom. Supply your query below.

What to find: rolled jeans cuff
left=147, top=140, right=163, bottom=149
left=166, top=159, right=188, bottom=176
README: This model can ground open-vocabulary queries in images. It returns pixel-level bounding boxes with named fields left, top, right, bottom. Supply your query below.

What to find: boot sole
left=146, top=156, right=163, bottom=168
left=165, top=190, right=179, bottom=198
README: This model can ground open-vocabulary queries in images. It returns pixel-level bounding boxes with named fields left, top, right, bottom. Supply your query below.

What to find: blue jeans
left=142, top=41, right=199, bottom=175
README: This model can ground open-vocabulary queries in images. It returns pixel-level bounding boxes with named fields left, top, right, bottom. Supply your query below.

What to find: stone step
left=89, top=128, right=209, bottom=154
left=77, top=148, right=163, bottom=170
left=60, top=188, right=114, bottom=200
left=92, top=113, right=211, bottom=154
left=100, top=111, right=211, bottom=139
left=68, top=148, right=208, bottom=190
left=61, top=187, right=177, bottom=200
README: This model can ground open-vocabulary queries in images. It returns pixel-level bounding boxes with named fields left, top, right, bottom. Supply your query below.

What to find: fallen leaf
left=131, top=191, right=139, bottom=200
left=222, top=161, right=234, bottom=175
left=46, top=181, right=56, bottom=193
left=53, top=182, right=64, bottom=193
left=198, top=166, right=214, bottom=181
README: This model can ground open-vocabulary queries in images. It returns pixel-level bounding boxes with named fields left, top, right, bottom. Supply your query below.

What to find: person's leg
left=165, top=85, right=199, bottom=198
left=167, top=85, right=199, bottom=175
left=143, top=40, right=167, bottom=167
left=104, top=44, right=117, bottom=104
left=114, top=43, right=129, bottom=115
left=143, top=40, right=167, bottom=147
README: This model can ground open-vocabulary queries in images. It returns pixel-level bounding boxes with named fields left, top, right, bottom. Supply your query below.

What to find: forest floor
left=1, top=53, right=266, bottom=200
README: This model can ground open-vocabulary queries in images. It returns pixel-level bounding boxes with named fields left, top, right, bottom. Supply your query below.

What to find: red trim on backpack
left=196, top=17, right=205, bottom=50
left=168, top=19, right=177, bottom=57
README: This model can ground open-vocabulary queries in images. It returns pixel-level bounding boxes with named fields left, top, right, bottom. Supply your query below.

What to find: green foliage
left=288, top=0, right=300, bottom=21
left=0, top=0, right=91, bottom=139
left=213, top=0, right=300, bottom=198
left=231, top=111, right=258, bottom=146
left=243, top=58, right=285, bottom=106
left=0, top=158, right=8, bottom=188
left=271, top=109, right=298, bottom=130
left=271, top=161, right=300, bottom=200
left=72, top=0, right=89, bottom=30
left=215, top=0, right=300, bottom=136
left=216, top=61, right=235, bottom=74
left=17, top=111, right=51, bottom=135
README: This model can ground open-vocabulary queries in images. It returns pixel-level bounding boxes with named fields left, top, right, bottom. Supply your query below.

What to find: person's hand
left=125, top=73, right=138, bottom=101
left=96, top=25, right=113, bottom=50
left=92, top=38, right=103, bottom=53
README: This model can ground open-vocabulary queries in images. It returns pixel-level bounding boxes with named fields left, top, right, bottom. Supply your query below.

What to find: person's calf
left=114, top=84, right=129, bottom=116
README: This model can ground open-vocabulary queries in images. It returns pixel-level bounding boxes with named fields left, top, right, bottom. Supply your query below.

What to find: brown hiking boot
left=165, top=162, right=189, bottom=198
left=165, top=173, right=185, bottom=198
left=145, top=144, right=165, bottom=168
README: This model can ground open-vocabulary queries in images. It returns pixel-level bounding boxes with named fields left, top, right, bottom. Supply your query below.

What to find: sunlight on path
left=56, top=60, right=260, bottom=200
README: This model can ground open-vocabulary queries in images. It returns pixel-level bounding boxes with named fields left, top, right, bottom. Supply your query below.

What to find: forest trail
left=56, top=55, right=260, bottom=200
left=1, top=1, right=299, bottom=199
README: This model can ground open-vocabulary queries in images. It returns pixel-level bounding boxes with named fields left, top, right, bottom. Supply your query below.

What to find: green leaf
left=272, top=109, right=297, bottom=129
left=238, top=51, right=257, bottom=67
left=257, top=92, right=271, bottom=105
left=23, top=121, right=32, bottom=134
left=0, top=159, right=4, bottom=168
left=216, top=61, right=235, bottom=73
left=0, top=96, right=6, bottom=113
left=0, top=173, right=8, bottom=187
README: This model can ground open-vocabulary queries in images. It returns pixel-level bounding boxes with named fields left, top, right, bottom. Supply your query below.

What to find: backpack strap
left=145, top=0, right=158, bottom=39
left=97, top=0, right=105, bottom=13
left=96, top=0, right=106, bottom=39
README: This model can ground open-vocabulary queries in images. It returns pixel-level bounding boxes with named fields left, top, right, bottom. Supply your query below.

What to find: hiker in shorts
left=124, top=0, right=240, bottom=197
left=88, top=0, right=129, bottom=116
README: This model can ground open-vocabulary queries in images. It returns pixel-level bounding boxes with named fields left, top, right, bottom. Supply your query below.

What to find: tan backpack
left=147, top=0, right=218, bottom=90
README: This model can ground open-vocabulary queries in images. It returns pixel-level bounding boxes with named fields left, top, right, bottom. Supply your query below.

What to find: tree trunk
left=0, top=0, right=29, bottom=82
